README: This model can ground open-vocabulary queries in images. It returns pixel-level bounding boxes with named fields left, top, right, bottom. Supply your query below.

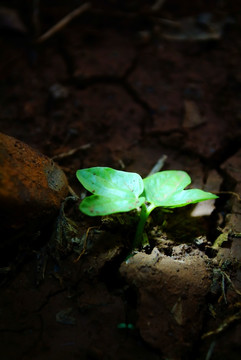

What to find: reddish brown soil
left=1, top=1, right=241, bottom=360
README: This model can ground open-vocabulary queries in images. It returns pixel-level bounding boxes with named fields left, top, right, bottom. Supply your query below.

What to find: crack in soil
left=72, top=75, right=154, bottom=132
left=57, top=40, right=155, bottom=136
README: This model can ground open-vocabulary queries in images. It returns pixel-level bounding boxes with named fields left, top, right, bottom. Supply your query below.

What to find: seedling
left=76, top=167, right=218, bottom=249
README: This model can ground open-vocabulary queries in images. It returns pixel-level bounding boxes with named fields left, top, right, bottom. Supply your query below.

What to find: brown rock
left=0, top=132, right=69, bottom=240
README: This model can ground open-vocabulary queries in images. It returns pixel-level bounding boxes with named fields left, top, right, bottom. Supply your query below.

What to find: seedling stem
left=134, top=203, right=155, bottom=249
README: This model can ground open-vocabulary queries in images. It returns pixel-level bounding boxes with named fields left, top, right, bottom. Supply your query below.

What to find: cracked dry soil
left=1, top=1, right=241, bottom=360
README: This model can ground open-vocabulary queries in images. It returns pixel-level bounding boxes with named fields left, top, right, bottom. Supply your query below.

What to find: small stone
left=0, top=132, right=69, bottom=240
left=49, top=83, right=69, bottom=100
left=191, top=200, right=215, bottom=217
left=183, top=100, right=206, bottom=128
left=191, top=170, right=221, bottom=217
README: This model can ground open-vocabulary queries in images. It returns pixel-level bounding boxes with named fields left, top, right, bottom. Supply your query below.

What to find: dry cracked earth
left=0, top=1, right=241, bottom=360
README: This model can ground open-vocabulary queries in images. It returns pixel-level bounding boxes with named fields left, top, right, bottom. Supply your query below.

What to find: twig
left=0, top=266, right=11, bottom=274
left=213, top=191, right=241, bottom=202
left=148, top=155, right=167, bottom=176
left=33, top=0, right=41, bottom=36
left=223, top=271, right=241, bottom=297
left=37, top=2, right=91, bottom=43
left=220, top=272, right=227, bottom=304
left=151, top=0, right=166, bottom=12
left=202, top=311, right=241, bottom=339
left=73, top=226, right=99, bottom=262
left=205, top=341, right=216, bottom=360
left=52, top=143, right=91, bottom=161
left=68, top=185, right=79, bottom=199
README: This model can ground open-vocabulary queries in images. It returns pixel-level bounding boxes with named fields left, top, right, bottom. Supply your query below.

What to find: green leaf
left=76, top=167, right=145, bottom=216
left=144, top=170, right=218, bottom=207
left=79, top=195, right=145, bottom=216
left=160, top=188, right=218, bottom=207
left=76, top=167, right=143, bottom=199
left=143, top=170, right=191, bottom=206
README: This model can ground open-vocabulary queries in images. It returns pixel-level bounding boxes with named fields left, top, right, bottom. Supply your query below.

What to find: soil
left=1, top=1, right=241, bottom=360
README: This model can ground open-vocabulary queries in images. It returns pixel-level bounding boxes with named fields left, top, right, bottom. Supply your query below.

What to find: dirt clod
left=120, top=247, right=211, bottom=359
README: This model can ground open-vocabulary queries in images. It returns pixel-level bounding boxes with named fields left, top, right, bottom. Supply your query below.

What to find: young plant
left=76, top=167, right=218, bottom=249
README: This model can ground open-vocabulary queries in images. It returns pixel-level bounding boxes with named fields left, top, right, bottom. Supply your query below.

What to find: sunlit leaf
left=160, top=188, right=218, bottom=207
left=79, top=194, right=145, bottom=216
left=143, top=170, right=191, bottom=205
left=76, top=167, right=144, bottom=215
left=144, top=170, right=218, bottom=207
left=76, top=167, right=143, bottom=199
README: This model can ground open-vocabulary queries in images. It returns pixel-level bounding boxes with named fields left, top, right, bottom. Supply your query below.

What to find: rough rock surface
left=0, top=132, right=69, bottom=239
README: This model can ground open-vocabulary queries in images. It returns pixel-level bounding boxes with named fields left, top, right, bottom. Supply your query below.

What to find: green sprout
left=76, top=167, right=218, bottom=249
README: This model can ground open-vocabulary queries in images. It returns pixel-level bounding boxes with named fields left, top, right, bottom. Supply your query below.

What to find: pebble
left=49, top=83, right=69, bottom=100
left=183, top=100, right=206, bottom=128
left=0, top=132, right=69, bottom=240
